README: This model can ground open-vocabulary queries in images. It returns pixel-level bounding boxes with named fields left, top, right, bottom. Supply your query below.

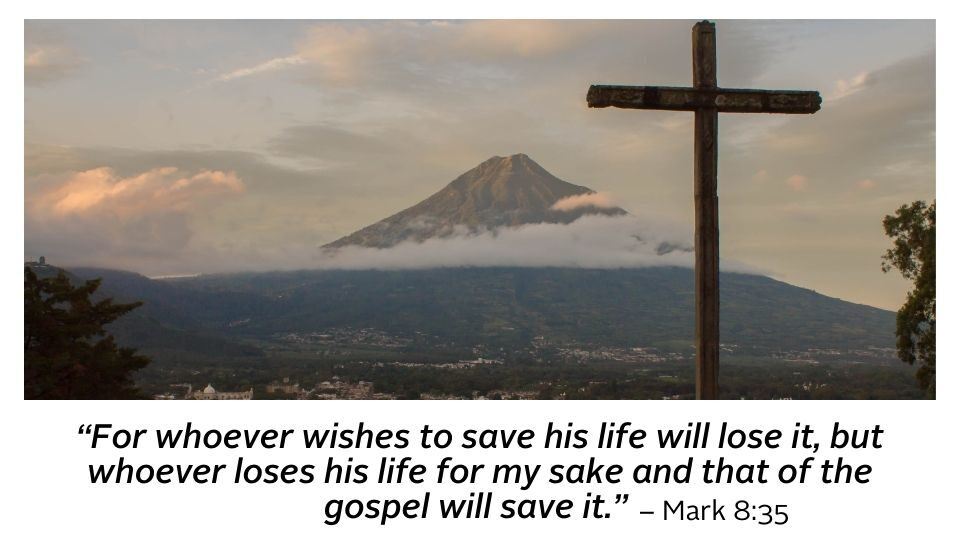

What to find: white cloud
left=830, top=71, right=871, bottom=101
left=219, top=20, right=623, bottom=88
left=217, top=54, right=307, bottom=82
left=31, top=167, right=244, bottom=219
left=297, top=24, right=380, bottom=84
left=22, top=22, right=934, bottom=309
left=551, top=191, right=617, bottom=212
left=25, top=166, right=248, bottom=270
left=306, top=214, right=759, bottom=273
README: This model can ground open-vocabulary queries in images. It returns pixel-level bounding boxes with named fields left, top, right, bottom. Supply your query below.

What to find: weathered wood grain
left=586, top=85, right=822, bottom=114
left=693, top=21, right=720, bottom=400
left=586, top=20, right=821, bottom=400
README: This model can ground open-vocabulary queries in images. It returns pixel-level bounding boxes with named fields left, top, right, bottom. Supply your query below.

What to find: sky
left=24, top=20, right=935, bottom=310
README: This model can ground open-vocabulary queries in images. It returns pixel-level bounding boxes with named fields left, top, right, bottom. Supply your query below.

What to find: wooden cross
left=587, top=21, right=821, bottom=399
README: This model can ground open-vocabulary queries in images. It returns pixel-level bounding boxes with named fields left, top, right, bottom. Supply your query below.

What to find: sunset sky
left=24, top=20, right=934, bottom=310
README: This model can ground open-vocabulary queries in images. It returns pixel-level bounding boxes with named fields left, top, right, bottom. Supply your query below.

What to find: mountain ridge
left=324, top=153, right=626, bottom=249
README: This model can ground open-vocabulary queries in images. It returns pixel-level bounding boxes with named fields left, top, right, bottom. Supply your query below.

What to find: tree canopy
left=882, top=200, right=935, bottom=397
left=24, top=267, right=150, bottom=399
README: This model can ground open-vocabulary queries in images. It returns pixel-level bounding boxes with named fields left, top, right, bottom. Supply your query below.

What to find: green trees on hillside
left=24, top=267, right=150, bottom=399
left=882, top=200, right=935, bottom=397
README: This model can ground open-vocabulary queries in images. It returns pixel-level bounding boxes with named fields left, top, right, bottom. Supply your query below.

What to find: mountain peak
left=324, top=154, right=627, bottom=249
left=481, top=152, right=532, bottom=164
left=460, top=153, right=547, bottom=185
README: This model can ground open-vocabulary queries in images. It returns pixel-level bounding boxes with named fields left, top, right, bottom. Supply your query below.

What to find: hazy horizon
left=25, top=20, right=935, bottom=310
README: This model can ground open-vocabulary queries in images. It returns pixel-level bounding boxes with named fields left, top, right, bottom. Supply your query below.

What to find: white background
left=3, top=2, right=954, bottom=539
left=11, top=401, right=949, bottom=539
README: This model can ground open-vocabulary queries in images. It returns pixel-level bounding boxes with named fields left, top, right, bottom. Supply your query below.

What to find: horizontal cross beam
left=587, top=85, right=821, bottom=114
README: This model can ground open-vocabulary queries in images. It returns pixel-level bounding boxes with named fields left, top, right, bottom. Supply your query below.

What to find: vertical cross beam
left=693, top=21, right=719, bottom=399
left=587, top=21, right=820, bottom=400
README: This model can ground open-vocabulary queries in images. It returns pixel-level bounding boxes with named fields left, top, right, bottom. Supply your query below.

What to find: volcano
left=324, top=153, right=626, bottom=249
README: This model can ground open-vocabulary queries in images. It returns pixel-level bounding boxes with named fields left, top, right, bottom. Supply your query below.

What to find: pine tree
left=24, top=267, right=150, bottom=399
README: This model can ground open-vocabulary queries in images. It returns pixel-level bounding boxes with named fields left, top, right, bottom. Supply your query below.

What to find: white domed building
left=190, top=383, right=253, bottom=400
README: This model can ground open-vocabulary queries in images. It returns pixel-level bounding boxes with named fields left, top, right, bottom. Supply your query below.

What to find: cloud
left=221, top=20, right=769, bottom=95
left=24, top=151, right=751, bottom=274
left=747, top=52, right=934, bottom=182
left=455, top=20, right=603, bottom=58
left=297, top=24, right=381, bottom=84
left=26, top=164, right=246, bottom=269
left=22, top=21, right=934, bottom=310
left=716, top=52, right=933, bottom=309
left=31, top=167, right=244, bottom=219
left=290, top=20, right=607, bottom=85
left=785, top=174, right=809, bottom=192
left=268, top=124, right=400, bottom=162
left=24, top=144, right=371, bottom=274
left=551, top=191, right=617, bottom=212
left=209, top=23, right=387, bottom=86
left=315, top=214, right=705, bottom=271
left=857, top=178, right=877, bottom=190
left=25, top=45, right=83, bottom=86
left=829, top=71, right=871, bottom=101
left=217, top=54, right=307, bottom=82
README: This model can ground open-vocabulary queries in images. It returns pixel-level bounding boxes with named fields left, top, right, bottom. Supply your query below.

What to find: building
left=266, top=377, right=301, bottom=394
left=190, top=383, right=253, bottom=400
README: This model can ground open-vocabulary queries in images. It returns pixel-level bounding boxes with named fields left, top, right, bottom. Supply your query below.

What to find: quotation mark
left=78, top=424, right=93, bottom=435
left=614, top=494, right=630, bottom=504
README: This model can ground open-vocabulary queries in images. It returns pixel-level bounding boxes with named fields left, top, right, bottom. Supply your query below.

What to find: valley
left=26, top=154, right=923, bottom=400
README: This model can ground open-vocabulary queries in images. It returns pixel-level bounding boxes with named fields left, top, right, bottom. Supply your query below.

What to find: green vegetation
left=883, top=200, right=936, bottom=397
left=155, top=266, right=894, bottom=353
left=24, top=267, right=150, bottom=399
left=29, top=264, right=915, bottom=400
